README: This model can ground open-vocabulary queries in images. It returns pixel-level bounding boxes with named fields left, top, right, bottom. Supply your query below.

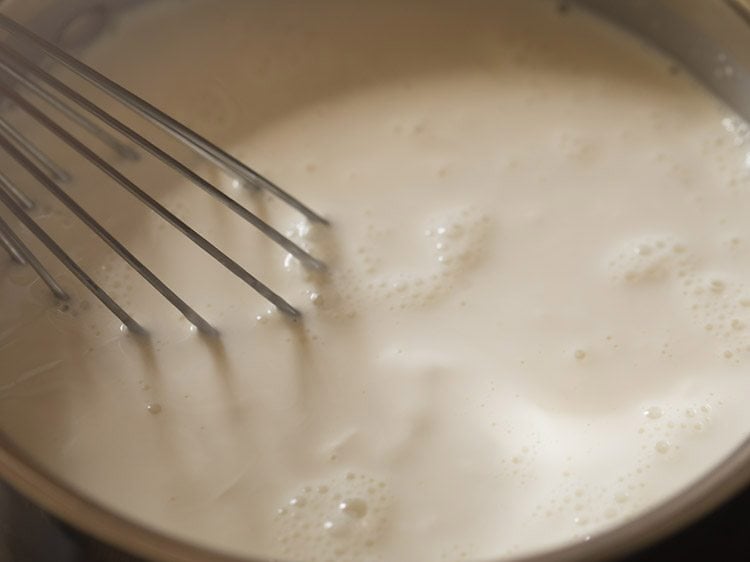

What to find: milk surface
left=1, top=1, right=750, bottom=560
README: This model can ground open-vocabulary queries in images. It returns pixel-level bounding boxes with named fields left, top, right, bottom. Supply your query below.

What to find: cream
left=1, top=1, right=750, bottom=561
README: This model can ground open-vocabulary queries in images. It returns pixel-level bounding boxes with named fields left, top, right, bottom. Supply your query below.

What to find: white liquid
left=1, top=1, right=750, bottom=560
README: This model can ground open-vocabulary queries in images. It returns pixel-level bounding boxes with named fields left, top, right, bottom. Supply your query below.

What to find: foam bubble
left=683, top=274, right=750, bottom=358
left=643, top=406, right=662, bottom=420
left=273, top=472, right=390, bottom=561
left=607, top=235, right=686, bottom=285
left=350, top=207, right=490, bottom=310
left=146, top=403, right=162, bottom=414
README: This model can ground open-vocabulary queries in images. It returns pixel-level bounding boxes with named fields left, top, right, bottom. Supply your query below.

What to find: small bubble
left=655, top=441, right=671, bottom=454
left=643, top=406, right=663, bottom=420
left=339, top=498, right=368, bottom=519
left=146, top=403, right=162, bottom=414
left=574, top=349, right=587, bottom=361
left=634, top=244, right=652, bottom=256
left=711, top=280, right=726, bottom=293
left=289, top=496, right=306, bottom=508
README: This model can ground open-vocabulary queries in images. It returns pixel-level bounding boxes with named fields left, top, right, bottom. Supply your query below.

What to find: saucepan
left=0, top=0, right=749, bottom=560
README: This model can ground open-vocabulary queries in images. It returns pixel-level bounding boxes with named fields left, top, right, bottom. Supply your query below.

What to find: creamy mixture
left=1, top=1, right=750, bottom=560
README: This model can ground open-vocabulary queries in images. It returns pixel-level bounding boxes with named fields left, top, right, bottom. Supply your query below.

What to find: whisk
left=0, top=14, right=328, bottom=336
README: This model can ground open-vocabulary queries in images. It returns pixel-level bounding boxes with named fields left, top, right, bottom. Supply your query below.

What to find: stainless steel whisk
left=0, top=15, right=328, bottom=335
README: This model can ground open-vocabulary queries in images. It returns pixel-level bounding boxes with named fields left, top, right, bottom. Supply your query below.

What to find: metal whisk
left=0, top=14, right=328, bottom=336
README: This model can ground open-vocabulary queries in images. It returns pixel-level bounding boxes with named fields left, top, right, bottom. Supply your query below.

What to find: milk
left=0, top=1, right=749, bottom=560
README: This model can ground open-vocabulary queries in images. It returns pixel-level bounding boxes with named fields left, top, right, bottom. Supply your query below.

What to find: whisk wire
left=0, top=56, right=138, bottom=161
left=0, top=13, right=329, bottom=225
left=0, top=82, right=301, bottom=321
left=0, top=186, right=143, bottom=332
left=0, top=216, right=27, bottom=264
left=0, top=15, right=327, bottom=330
left=0, top=169, right=34, bottom=209
left=0, top=212, right=67, bottom=298
left=0, top=114, right=70, bottom=182
left=0, top=42, right=326, bottom=272
left=0, top=130, right=219, bottom=335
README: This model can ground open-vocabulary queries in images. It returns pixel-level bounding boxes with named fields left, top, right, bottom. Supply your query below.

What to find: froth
left=683, top=274, right=750, bottom=360
left=607, top=235, right=688, bottom=285
left=1, top=1, right=750, bottom=560
left=279, top=207, right=491, bottom=317
left=273, top=472, right=390, bottom=562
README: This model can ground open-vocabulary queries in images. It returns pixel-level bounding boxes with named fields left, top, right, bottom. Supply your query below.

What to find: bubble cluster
left=255, top=307, right=277, bottom=325
left=273, top=472, right=390, bottom=562
left=721, top=116, right=750, bottom=147
left=278, top=207, right=491, bottom=317
left=284, top=219, right=335, bottom=277
left=531, top=477, right=641, bottom=535
left=281, top=218, right=350, bottom=316
left=642, top=406, right=662, bottom=420
left=683, top=274, right=750, bottom=360
left=637, top=399, right=716, bottom=458
left=351, top=207, right=490, bottom=311
left=424, top=210, right=488, bottom=269
left=529, top=397, right=720, bottom=536
left=710, top=115, right=750, bottom=192
left=497, top=435, right=544, bottom=487
left=607, top=235, right=688, bottom=285
left=607, top=229, right=750, bottom=362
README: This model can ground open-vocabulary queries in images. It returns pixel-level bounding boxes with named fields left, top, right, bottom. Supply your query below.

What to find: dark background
left=1, top=478, right=749, bottom=562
